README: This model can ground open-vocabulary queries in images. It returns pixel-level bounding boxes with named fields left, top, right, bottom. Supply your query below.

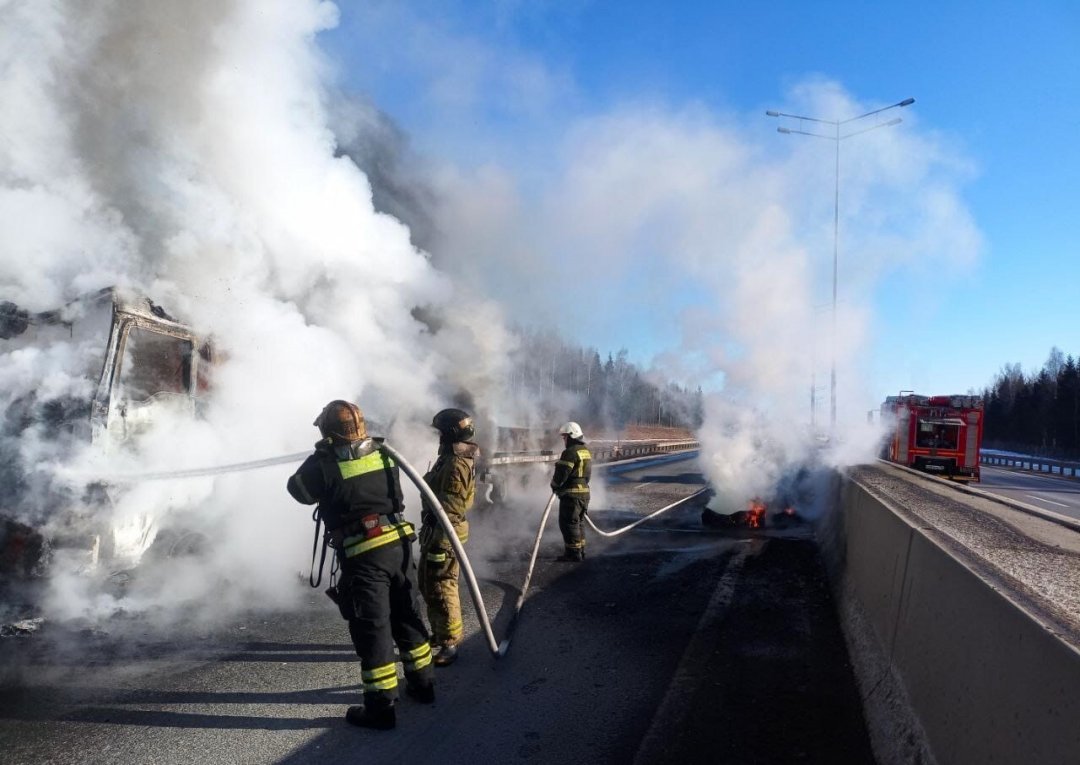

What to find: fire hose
left=497, top=487, right=709, bottom=652
left=583, top=487, right=710, bottom=537
left=63, top=442, right=551, bottom=658
left=385, top=454, right=707, bottom=657
left=66, top=444, right=705, bottom=658
left=380, top=445, right=561, bottom=658
left=500, top=492, right=557, bottom=655
left=378, top=442, right=506, bottom=657
left=59, top=452, right=311, bottom=482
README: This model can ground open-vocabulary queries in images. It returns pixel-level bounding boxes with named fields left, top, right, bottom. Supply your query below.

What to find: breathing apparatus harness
left=307, top=436, right=407, bottom=593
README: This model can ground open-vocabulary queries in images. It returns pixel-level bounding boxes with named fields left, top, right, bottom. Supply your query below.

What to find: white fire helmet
left=559, top=421, right=584, bottom=440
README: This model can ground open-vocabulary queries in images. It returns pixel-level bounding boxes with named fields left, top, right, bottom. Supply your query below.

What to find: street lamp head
left=899, top=97, right=915, bottom=107
left=884, top=117, right=902, bottom=127
left=777, top=127, right=791, bottom=134
left=765, top=110, right=780, bottom=117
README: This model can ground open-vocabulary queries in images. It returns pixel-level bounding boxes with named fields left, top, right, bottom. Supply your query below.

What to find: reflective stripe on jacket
left=551, top=441, right=591, bottom=497
left=287, top=438, right=407, bottom=543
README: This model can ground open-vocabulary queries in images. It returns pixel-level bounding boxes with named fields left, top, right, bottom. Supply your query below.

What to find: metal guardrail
left=485, top=440, right=699, bottom=468
left=981, top=453, right=1080, bottom=478
left=593, top=440, right=700, bottom=464
left=477, top=440, right=699, bottom=505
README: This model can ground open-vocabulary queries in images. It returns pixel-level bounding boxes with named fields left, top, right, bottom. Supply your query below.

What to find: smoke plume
left=0, top=0, right=518, bottom=625
left=421, top=94, right=979, bottom=510
left=0, top=1, right=984, bottom=629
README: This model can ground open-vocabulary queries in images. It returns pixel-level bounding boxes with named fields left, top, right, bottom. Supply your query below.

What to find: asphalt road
left=977, top=464, right=1080, bottom=523
left=0, top=454, right=873, bottom=764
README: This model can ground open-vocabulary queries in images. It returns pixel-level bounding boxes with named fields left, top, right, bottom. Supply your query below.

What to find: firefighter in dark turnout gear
left=551, top=421, right=591, bottom=562
left=418, top=408, right=480, bottom=667
left=287, top=400, right=434, bottom=730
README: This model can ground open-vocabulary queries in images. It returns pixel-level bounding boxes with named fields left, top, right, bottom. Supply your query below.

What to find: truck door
left=107, top=322, right=197, bottom=444
left=895, top=406, right=911, bottom=464
left=964, top=411, right=980, bottom=470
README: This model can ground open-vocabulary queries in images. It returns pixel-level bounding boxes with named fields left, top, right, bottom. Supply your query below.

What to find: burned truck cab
left=0, top=287, right=211, bottom=582
left=89, top=290, right=210, bottom=447
left=2, top=287, right=210, bottom=447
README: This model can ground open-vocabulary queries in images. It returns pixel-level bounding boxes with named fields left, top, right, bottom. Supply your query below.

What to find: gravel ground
left=850, top=463, right=1080, bottom=646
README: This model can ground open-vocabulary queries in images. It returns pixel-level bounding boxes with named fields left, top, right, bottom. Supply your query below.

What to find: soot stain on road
left=653, top=537, right=876, bottom=765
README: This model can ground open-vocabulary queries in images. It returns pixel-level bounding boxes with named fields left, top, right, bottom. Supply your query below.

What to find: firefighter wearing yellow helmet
left=418, top=407, right=480, bottom=667
left=287, top=400, right=434, bottom=730
left=551, top=421, right=592, bottom=562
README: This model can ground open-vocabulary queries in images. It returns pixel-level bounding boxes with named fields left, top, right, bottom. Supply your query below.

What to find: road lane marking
left=634, top=481, right=657, bottom=490
left=1025, top=494, right=1070, bottom=508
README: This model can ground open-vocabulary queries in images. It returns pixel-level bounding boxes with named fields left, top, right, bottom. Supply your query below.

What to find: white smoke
left=0, top=0, right=518, bottom=624
left=422, top=96, right=980, bottom=511
left=270, top=3, right=983, bottom=519
left=0, top=0, right=985, bottom=629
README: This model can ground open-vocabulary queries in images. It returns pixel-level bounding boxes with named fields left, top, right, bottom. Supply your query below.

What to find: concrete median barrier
left=827, top=473, right=1080, bottom=765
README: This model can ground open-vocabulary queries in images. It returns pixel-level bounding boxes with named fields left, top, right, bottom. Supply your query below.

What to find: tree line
left=508, top=327, right=704, bottom=433
left=982, top=347, right=1080, bottom=458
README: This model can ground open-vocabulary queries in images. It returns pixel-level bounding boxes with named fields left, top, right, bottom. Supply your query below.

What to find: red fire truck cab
left=880, top=393, right=984, bottom=481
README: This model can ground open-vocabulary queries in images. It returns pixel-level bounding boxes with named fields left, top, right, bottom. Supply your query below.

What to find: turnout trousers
left=558, top=494, right=589, bottom=557
left=417, top=522, right=465, bottom=646
left=337, top=538, right=434, bottom=708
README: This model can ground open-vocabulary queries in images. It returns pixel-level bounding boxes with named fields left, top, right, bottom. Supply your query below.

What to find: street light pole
left=831, top=118, right=839, bottom=435
left=766, top=97, right=914, bottom=433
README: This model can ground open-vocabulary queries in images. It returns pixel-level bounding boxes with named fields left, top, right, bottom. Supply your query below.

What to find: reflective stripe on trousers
left=401, top=642, right=433, bottom=673
left=362, top=662, right=398, bottom=692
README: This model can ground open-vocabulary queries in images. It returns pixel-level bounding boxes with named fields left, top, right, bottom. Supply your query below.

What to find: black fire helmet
left=431, top=408, right=475, bottom=443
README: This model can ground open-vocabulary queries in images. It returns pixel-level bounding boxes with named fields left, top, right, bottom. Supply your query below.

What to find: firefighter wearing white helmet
left=551, top=421, right=592, bottom=561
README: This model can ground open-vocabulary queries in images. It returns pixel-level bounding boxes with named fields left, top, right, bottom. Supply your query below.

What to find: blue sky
left=319, top=1, right=1079, bottom=408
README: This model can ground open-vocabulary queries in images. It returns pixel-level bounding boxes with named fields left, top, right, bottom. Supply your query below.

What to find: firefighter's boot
left=345, top=700, right=396, bottom=730
left=433, top=643, right=458, bottom=667
left=556, top=547, right=584, bottom=563
left=406, top=680, right=436, bottom=704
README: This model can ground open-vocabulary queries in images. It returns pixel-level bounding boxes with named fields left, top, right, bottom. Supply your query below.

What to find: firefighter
left=287, top=400, right=434, bottom=731
left=417, top=408, right=480, bottom=667
left=551, top=421, right=592, bottom=562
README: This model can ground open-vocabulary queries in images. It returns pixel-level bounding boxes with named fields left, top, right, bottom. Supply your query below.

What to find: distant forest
left=508, top=327, right=704, bottom=432
left=982, top=347, right=1080, bottom=459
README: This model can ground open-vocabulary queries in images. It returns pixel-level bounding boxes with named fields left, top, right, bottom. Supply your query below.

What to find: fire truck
left=880, top=393, right=984, bottom=481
